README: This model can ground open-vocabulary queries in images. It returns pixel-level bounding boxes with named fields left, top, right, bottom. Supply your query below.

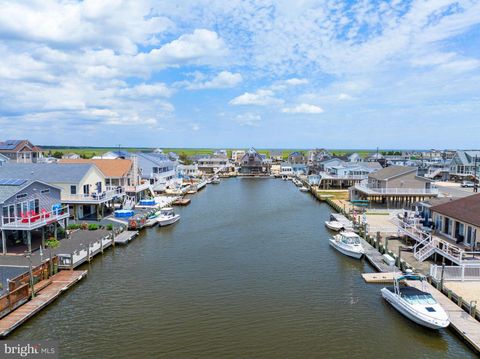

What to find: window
left=70, top=185, right=77, bottom=195
left=16, top=193, right=27, bottom=200
left=41, top=189, right=50, bottom=194
left=83, top=184, right=90, bottom=194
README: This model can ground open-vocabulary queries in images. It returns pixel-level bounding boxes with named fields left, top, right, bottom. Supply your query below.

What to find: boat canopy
left=395, top=274, right=425, bottom=282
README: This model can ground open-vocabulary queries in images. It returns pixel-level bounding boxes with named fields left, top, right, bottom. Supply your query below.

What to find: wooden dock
left=362, top=272, right=396, bottom=283
left=407, top=279, right=480, bottom=353
left=173, top=198, right=191, bottom=206
left=114, top=230, right=138, bottom=245
left=360, top=238, right=396, bottom=272
left=0, top=270, right=87, bottom=337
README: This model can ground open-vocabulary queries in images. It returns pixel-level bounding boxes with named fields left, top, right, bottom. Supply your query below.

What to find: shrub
left=80, top=222, right=89, bottom=230
left=88, top=223, right=99, bottom=231
left=106, top=224, right=113, bottom=231
left=67, top=224, right=81, bottom=230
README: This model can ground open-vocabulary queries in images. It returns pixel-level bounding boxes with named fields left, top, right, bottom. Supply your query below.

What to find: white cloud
left=338, top=93, right=353, bottom=101
left=118, top=83, right=173, bottom=98
left=229, top=89, right=283, bottom=106
left=282, top=103, right=324, bottom=114
left=234, top=113, right=262, bottom=126
left=185, top=71, right=242, bottom=90
left=141, top=29, right=227, bottom=65
left=284, top=78, right=309, bottom=86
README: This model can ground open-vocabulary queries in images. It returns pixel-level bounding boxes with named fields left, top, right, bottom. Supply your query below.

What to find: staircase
left=414, top=238, right=436, bottom=262
left=123, top=196, right=136, bottom=210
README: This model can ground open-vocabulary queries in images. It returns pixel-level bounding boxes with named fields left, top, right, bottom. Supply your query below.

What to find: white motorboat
left=325, top=221, right=344, bottom=232
left=381, top=274, right=450, bottom=329
left=157, top=207, right=180, bottom=227
left=145, top=210, right=161, bottom=227
left=211, top=176, right=220, bottom=184
left=329, top=231, right=365, bottom=259
left=292, top=178, right=302, bottom=187
left=299, top=186, right=309, bottom=192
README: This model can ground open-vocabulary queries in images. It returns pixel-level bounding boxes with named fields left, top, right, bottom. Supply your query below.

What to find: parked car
left=461, top=180, right=475, bottom=188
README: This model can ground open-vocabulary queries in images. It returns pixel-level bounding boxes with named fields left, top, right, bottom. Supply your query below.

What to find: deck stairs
left=123, top=196, right=136, bottom=210
left=414, top=238, right=436, bottom=262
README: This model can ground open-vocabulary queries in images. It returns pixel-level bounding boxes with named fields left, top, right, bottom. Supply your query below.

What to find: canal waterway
left=11, top=178, right=476, bottom=358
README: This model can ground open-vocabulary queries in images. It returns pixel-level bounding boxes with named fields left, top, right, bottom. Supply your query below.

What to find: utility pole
left=474, top=155, right=478, bottom=193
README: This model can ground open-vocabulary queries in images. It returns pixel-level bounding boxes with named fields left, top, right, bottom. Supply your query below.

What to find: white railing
left=354, top=184, right=438, bottom=195
left=125, top=182, right=151, bottom=193
left=1, top=205, right=69, bottom=230
left=62, top=187, right=124, bottom=203
left=430, top=264, right=480, bottom=282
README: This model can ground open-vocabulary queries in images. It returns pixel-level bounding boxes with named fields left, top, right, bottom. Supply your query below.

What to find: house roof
left=453, top=150, right=480, bottom=165
left=431, top=194, right=480, bottom=227
left=0, top=140, right=41, bottom=152
left=369, top=166, right=417, bottom=181
left=0, top=163, right=97, bottom=184
left=59, top=159, right=132, bottom=178
left=0, top=179, right=59, bottom=204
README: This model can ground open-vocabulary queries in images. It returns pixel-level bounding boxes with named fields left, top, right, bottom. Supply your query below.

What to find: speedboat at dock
left=381, top=273, right=450, bottom=329
left=329, top=231, right=365, bottom=259
left=157, top=207, right=180, bottom=227
left=325, top=221, right=344, bottom=231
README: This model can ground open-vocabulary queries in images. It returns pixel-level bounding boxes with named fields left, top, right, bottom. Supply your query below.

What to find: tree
left=52, top=151, right=64, bottom=159
left=179, top=152, right=192, bottom=165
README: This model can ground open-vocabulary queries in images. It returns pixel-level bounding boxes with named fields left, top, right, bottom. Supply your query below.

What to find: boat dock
left=173, top=197, right=191, bottom=206
left=360, top=238, right=396, bottom=272
left=330, top=213, right=354, bottom=231
left=114, top=230, right=138, bottom=245
left=407, top=279, right=480, bottom=353
left=361, top=271, right=396, bottom=283
left=0, top=270, right=87, bottom=337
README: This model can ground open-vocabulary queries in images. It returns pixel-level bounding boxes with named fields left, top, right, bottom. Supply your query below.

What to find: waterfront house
left=197, top=155, right=228, bottom=174
left=59, top=159, right=136, bottom=189
left=177, top=164, right=200, bottom=178
left=0, top=179, right=68, bottom=254
left=431, top=194, right=480, bottom=249
left=135, top=152, right=177, bottom=192
left=269, top=150, right=283, bottom=162
left=287, top=151, right=306, bottom=165
left=0, top=154, right=8, bottom=167
left=92, top=150, right=131, bottom=159
left=62, top=153, right=81, bottom=160
left=350, top=166, right=438, bottom=207
left=448, top=150, right=480, bottom=181
left=280, top=162, right=307, bottom=176
left=232, top=150, right=246, bottom=164
left=0, top=163, right=122, bottom=220
left=240, top=148, right=268, bottom=174
left=0, top=140, right=43, bottom=163
left=347, top=153, right=362, bottom=162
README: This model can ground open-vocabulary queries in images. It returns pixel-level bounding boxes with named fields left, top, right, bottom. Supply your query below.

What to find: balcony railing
left=1, top=205, right=69, bottom=230
left=125, top=182, right=151, bottom=193
left=354, top=183, right=438, bottom=195
left=61, top=187, right=125, bottom=203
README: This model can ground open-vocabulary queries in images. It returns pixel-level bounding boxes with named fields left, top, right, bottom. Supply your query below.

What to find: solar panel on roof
left=0, top=178, right=27, bottom=186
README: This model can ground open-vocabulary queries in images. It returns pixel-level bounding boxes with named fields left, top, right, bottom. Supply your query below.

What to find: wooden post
left=1, top=230, right=6, bottom=255
left=41, top=227, right=45, bottom=249
left=70, top=253, right=74, bottom=270
left=27, top=231, right=32, bottom=253
left=87, top=244, right=91, bottom=262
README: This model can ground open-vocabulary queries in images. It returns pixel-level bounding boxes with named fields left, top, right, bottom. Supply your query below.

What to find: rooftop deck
left=61, top=187, right=124, bottom=204
left=354, top=183, right=439, bottom=196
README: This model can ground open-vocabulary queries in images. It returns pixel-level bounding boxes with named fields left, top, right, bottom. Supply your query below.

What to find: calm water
left=11, top=179, right=476, bottom=358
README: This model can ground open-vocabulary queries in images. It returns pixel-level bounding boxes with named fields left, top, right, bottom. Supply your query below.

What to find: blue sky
left=1, top=0, right=480, bottom=149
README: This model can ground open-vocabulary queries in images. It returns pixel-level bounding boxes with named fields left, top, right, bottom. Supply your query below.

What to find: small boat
left=329, top=231, right=365, bottom=259
left=325, top=221, right=344, bottom=231
left=299, top=186, right=309, bottom=192
left=145, top=210, right=161, bottom=227
left=157, top=207, right=180, bottom=227
left=211, top=176, right=220, bottom=184
left=381, top=273, right=450, bottom=329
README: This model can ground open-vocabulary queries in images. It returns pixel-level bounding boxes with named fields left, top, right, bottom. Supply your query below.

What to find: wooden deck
left=407, top=279, right=480, bottom=353
left=362, top=272, right=397, bottom=283
left=359, top=238, right=396, bottom=272
left=114, top=230, right=138, bottom=245
left=0, top=270, right=87, bottom=337
left=173, top=198, right=191, bottom=206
